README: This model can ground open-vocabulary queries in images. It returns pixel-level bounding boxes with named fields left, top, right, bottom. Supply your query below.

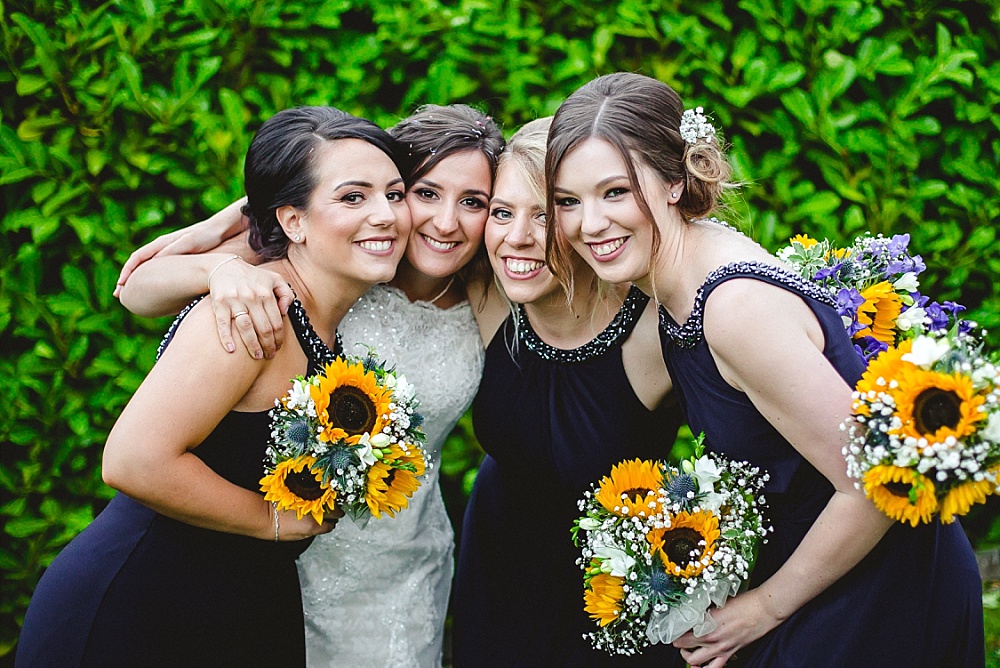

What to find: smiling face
left=403, top=149, right=492, bottom=279
left=292, top=138, right=411, bottom=285
left=485, top=162, right=564, bottom=305
left=552, top=137, right=664, bottom=287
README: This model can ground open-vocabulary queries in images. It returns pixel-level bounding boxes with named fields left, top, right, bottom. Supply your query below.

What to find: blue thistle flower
left=286, top=419, right=313, bottom=447
left=329, top=447, right=354, bottom=471
left=664, top=474, right=696, bottom=504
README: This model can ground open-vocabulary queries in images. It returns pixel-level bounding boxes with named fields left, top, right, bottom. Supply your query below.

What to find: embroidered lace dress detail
left=659, top=260, right=836, bottom=349
left=517, top=285, right=648, bottom=362
left=298, top=284, right=485, bottom=668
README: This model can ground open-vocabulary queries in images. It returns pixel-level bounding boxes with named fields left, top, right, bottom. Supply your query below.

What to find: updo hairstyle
left=243, top=106, right=402, bottom=260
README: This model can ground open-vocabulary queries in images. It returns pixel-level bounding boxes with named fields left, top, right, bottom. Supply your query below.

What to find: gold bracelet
left=208, top=254, right=242, bottom=290
left=272, top=501, right=280, bottom=542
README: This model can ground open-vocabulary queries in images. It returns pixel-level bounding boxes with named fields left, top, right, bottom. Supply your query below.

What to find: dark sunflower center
left=622, top=487, right=654, bottom=500
left=331, top=386, right=377, bottom=435
left=913, top=388, right=962, bottom=435
left=663, top=527, right=703, bottom=567
left=384, top=469, right=397, bottom=487
left=883, top=481, right=914, bottom=498
left=284, top=469, right=325, bottom=501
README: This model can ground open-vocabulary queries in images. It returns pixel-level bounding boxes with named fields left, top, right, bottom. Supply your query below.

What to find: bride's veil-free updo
left=242, top=106, right=402, bottom=261
left=543, top=72, right=736, bottom=284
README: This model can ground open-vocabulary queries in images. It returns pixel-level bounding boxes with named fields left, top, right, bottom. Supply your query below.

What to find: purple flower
left=814, top=263, right=843, bottom=281
left=942, top=301, right=966, bottom=316
left=885, top=234, right=910, bottom=256
left=854, top=336, right=889, bottom=364
left=958, top=319, right=975, bottom=335
left=837, top=288, right=865, bottom=336
left=925, top=302, right=951, bottom=331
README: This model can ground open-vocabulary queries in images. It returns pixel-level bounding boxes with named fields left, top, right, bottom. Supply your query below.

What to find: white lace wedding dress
left=297, top=284, right=485, bottom=668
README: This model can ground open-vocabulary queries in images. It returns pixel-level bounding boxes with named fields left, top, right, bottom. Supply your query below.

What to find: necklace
left=428, top=276, right=456, bottom=304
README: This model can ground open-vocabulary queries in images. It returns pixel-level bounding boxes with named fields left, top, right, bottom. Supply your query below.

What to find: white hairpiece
left=679, top=106, right=716, bottom=145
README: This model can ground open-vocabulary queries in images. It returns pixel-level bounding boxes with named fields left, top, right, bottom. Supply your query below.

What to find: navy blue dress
left=453, top=287, right=685, bottom=667
left=659, top=262, right=984, bottom=668
left=16, top=300, right=339, bottom=668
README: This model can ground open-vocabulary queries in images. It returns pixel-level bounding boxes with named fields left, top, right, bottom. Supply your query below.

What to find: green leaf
left=4, top=517, right=51, bottom=538
left=16, top=74, right=49, bottom=96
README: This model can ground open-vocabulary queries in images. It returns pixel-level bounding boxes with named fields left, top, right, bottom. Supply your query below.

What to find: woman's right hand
left=276, top=506, right=344, bottom=541
left=210, top=259, right=295, bottom=359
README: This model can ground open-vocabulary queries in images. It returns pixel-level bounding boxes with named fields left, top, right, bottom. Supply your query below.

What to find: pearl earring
left=294, top=234, right=301, bottom=242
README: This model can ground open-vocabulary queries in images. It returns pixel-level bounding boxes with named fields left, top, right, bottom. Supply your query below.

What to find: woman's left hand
left=673, top=589, right=781, bottom=668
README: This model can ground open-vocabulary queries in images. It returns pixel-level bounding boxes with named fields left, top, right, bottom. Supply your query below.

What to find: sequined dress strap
left=156, top=296, right=343, bottom=369
left=659, top=260, right=836, bottom=349
left=516, top=285, right=649, bottom=363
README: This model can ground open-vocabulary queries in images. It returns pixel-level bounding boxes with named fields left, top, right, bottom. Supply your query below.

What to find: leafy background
left=2, top=0, right=999, bottom=661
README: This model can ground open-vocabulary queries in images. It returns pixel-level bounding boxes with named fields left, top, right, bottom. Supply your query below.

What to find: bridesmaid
left=451, top=118, right=685, bottom=667
left=114, top=105, right=505, bottom=667
left=545, top=72, right=984, bottom=667
left=16, top=107, right=410, bottom=667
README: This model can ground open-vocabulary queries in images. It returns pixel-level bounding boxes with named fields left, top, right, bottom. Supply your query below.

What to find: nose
left=370, top=193, right=396, bottom=227
left=579, top=201, right=610, bottom=239
left=505, top=213, right=535, bottom=249
left=433, top=200, right=460, bottom=235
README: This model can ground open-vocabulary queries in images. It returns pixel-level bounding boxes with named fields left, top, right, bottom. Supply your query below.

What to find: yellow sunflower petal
left=648, top=510, right=720, bottom=578
left=863, top=465, right=936, bottom=527
left=312, top=359, right=393, bottom=444
left=595, top=459, right=663, bottom=518
left=939, top=479, right=993, bottom=524
left=584, top=572, right=624, bottom=627
left=260, top=455, right=337, bottom=525
left=890, top=367, right=987, bottom=443
left=855, top=282, right=903, bottom=345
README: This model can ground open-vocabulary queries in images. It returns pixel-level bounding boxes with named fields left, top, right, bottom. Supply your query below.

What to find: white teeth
left=505, top=258, right=545, bottom=275
left=423, top=236, right=458, bottom=251
left=590, top=238, right=625, bottom=256
left=359, top=240, right=391, bottom=252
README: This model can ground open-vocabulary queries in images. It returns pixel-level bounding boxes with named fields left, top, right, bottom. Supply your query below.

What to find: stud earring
left=294, top=234, right=301, bottom=242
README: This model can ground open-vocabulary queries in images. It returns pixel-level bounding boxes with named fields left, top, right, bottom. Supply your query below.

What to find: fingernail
left=255, top=350, right=263, bottom=359
left=226, top=343, right=235, bottom=353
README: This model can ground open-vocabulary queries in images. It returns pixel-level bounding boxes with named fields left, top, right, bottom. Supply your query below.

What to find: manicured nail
left=226, top=343, right=235, bottom=353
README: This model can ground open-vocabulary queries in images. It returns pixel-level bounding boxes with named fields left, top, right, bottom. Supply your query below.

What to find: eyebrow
left=553, top=174, right=629, bottom=194
left=335, top=178, right=406, bottom=190
left=416, top=178, right=489, bottom=200
left=490, top=198, right=542, bottom=212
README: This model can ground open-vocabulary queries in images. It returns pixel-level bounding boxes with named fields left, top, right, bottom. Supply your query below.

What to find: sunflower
left=260, top=455, right=337, bottom=524
left=365, top=443, right=427, bottom=519
left=311, top=358, right=392, bottom=444
left=863, top=465, right=936, bottom=527
left=584, top=571, right=624, bottom=627
left=939, top=478, right=994, bottom=524
left=855, top=340, right=912, bottom=397
left=648, top=510, right=720, bottom=578
left=890, top=367, right=986, bottom=443
left=595, top=459, right=663, bottom=518
left=854, top=281, right=903, bottom=345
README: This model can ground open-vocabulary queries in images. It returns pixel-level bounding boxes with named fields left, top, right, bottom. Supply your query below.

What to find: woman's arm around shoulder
left=102, top=298, right=335, bottom=541
left=467, top=278, right=510, bottom=346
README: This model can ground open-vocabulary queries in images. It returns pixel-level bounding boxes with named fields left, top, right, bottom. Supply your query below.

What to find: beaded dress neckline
left=515, top=285, right=648, bottom=363
left=658, top=260, right=836, bottom=349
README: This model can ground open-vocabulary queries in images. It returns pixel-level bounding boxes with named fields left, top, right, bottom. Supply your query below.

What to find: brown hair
left=390, top=104, right=505, bottom=291
left=544, top=72, right=735, bottom=285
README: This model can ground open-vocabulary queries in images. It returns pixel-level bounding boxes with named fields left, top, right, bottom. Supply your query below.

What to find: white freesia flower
left=355, top=433, right=378, bottom=467
left=692, top=456, right=725, bottom=512
left=579, top=517, right=602, bottom=531
left=896, top=306, right=926, bottom=332
left=902, top=335, right=951, bottom=368
left=593, top=541, right=635, bottom=578
left=287, top=378, right=313, bottom=409
left=393, top=375, right=415, bottom=402
left=893, top=272, right=919, bottom=293
left=971, top=364, right=997, bottom=390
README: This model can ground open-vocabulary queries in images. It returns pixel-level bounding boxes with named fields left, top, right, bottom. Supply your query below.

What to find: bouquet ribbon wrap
left=645, top=577, right=740, bottom=644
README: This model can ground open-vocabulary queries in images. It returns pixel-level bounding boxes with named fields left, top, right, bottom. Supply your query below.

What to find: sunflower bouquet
left=777, top=233, right=966, bottom=362
left=572, top=439, right=769, bottom=655
left=259, top=350, right=427, bottom=526
left=843, top=327, right=1000, bottom=526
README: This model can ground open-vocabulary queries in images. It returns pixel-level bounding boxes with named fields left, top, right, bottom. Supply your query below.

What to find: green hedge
left=2, top=0, right=998, bottom=656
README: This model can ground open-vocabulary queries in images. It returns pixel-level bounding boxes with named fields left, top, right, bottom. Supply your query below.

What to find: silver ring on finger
left=233, top=311, right=249, bottom=318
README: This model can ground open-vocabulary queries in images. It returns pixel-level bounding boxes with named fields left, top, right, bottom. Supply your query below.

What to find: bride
left=116, top=104, right=505, bottom=667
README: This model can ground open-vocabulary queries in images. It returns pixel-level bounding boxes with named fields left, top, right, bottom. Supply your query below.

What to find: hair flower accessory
left=679, top=106, right=716, bottom=145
